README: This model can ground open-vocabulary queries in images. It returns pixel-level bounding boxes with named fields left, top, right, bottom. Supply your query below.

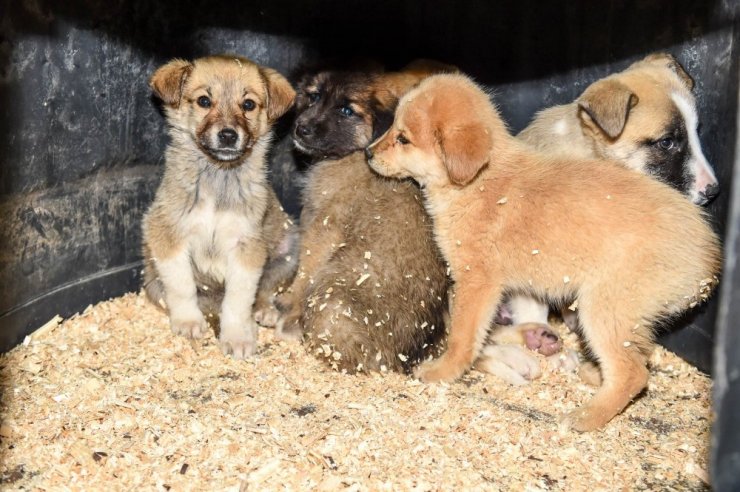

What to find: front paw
left=476, top=344, right=541, bottom=385
left=218, top=334, right=257, bottom=359
left=170, top=316, right=209, bottom=339
left=547, top=348, right=579, bottom=373
left=413, top=356, right=466, bottom=383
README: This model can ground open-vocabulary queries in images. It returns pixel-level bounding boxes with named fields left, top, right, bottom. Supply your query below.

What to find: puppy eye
left=339, top=105, right=354, bottom=117
left=242, top=99, right=256, bottom=111
left=657, top=136, right=675, bottom=151
left=396, top=134, right=410, bottom=145
left=308, top=92, right=320, bottom=103
left=197, top=96, right=211, bottom=108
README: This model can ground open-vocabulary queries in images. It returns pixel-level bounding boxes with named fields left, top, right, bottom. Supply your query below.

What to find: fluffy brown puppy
left=142, top=55, right=298, bottom=359
left=366, top=73, right=721, bottom=431
left=279, top=62, right=455, bottom=373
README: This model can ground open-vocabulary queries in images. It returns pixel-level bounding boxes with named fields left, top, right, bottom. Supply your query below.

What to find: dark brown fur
left=280, top=62, right=456, bottom=372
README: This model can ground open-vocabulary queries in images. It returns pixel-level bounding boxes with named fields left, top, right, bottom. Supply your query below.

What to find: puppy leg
left=155, top=249, right=208, bottom=339
left=415, top=279, right=502, bottom=383
left=561, top=291, right=651, bottom=431
left=219, top=238, right=267, bottom=359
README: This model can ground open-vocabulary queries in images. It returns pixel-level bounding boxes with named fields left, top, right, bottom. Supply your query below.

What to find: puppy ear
left=372, top=73, right=426, bottom=112
left=437, top=122, right=491, bottom=186
left=149, top=58, right=193, bottom=108
left=260, top=67, right=297, bottom=122
left=641, top=52, right=694, bottom=90
left=577, top=79, right=639, bottom=139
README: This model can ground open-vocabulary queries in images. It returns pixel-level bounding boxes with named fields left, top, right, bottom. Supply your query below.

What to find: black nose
left=295, top=124, right=311, bottom=137
left=703, top=183, right=720, bottom=201
left=218, top=128, right=238, bottom=147
left=364, top=147, right=373, bottom=160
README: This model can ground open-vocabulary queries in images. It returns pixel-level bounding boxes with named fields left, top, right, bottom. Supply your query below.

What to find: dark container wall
left=0, top=1, right=738, bottom=488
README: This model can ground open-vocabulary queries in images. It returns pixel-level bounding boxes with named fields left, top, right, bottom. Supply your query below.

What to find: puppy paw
left=218, top=335, right=257, bottom=360
left=254, top=305, right=280, bottom=328
left=413, top=357, right=466, bottom=383
left=559, top=405, right=610, bottom=433
left=476, top=344, right=541, bottom=385
left=522, top=323, right=562, bottom=356
left=170, top=316, right=209, bottom=339
left=276, top=315, right=303, bottom=341
left=546, top=348, right=580, bottom=373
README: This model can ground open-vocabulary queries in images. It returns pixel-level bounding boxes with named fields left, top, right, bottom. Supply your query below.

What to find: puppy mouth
left=291, top=136, right=318, bottom=154
left=207, top=148, right=245, bottom=162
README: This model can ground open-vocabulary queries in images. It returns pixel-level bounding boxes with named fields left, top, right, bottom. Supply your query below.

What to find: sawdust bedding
left=0, top=291, right=712, bottom=491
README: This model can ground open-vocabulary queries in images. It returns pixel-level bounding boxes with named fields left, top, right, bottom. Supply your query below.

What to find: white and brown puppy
left=485, top=53, right=720, bottom=383
left=520, top=53, right=719, bottom=204
left=142, top=55, right=297, bottom=359
left=366, top=74, right=721, bottom=431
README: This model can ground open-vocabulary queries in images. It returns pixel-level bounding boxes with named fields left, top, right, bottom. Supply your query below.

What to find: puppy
left=279, top=62, right=455, bottom=373
left=486, top=53, right=720, bottom=382
left=142, top=55, right=298, bottom=359
left=366, top=73, right=721, bottom=431
left=520, top=53, right=719, bottom=204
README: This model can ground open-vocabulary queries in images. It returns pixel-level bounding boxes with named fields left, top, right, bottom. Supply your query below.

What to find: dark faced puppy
left=292, top=71, right=396, bottom=159
left=278, top=61, right=456, bottom=373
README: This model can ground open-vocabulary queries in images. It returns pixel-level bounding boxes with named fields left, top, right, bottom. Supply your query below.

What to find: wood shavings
left=0, top=291, right=713, bottom=490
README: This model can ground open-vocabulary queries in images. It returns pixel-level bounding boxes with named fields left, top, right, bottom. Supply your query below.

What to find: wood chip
left=0, top=291, right=714, bottom=490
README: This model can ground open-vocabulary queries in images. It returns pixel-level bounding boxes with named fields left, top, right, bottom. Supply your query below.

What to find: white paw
left=218, top=335, right=257, bottom=359
left=219, top=320, right=258, bottom=359
left=170, top=316, right=208, bottom=339
left=476, top=344, right=542, bottom=385
left=547, top=348, right=580, bottom=373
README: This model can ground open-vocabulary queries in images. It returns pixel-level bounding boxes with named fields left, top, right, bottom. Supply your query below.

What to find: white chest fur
left=179, top=196, right=256, bottom=283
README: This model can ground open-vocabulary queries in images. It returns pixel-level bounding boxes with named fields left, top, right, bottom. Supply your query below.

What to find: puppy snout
left=364, top=147, right=374, bottom=160
left=701, top=182, right=720, bottom=203
left=295, top=124, right=312, bottom=137
left=218, top=128, right=238, bottom=147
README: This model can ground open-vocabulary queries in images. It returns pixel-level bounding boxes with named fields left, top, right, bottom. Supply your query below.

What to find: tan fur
left=142, top=55, right=297, bottom=359
left=367, top=73, right=721, bottom=431
left=491, top=53, right=716, bottom=384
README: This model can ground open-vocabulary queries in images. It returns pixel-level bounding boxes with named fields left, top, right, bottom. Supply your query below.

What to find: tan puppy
left=488, top=53, right=720, bottom=383
left=366, top=73, right=721, bottom=431
left=142, top=55, right=297, bottom=359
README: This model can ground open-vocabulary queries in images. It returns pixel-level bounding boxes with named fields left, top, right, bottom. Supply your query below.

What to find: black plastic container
left=1, top=1, right=738, bottom=489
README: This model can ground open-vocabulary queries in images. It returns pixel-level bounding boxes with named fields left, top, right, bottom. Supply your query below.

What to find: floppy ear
left=577, top=79, right=638, bottom=139
left=641, top=52, right=694, bottom=90
left=260, top=67, right=297, bottom=122
left=372, top=73, right=428, bottom=112
left=149, top=58, right=193, bottom=108
left=436, top=122, right=491, bottom=186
